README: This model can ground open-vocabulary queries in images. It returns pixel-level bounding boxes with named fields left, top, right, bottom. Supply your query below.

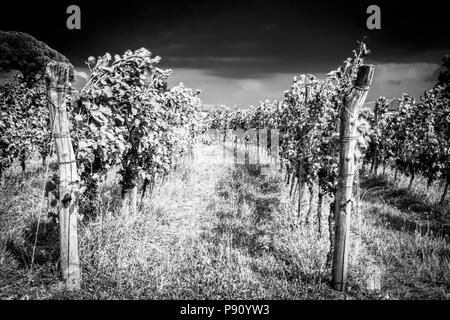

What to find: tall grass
left=0, top=146, right=448, bottom=299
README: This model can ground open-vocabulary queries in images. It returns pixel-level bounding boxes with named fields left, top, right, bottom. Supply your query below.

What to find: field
left=1, top=143, right=448, bottom=300
left=0, top=32, right=449, bottom=301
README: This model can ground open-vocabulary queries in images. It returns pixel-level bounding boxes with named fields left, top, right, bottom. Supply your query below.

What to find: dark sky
left=1, top=0, right=449, bottom=105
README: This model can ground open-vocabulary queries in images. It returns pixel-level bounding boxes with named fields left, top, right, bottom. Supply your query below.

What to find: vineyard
left=0, top=32, right=449, bottom=299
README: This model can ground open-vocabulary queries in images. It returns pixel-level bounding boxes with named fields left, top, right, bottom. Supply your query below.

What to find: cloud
left=73, top=68, right=90, bottom=89
left=235, top=79, right=264, bottom=92
left=161, top=56, right=284, bottom=79
left=68, top=60, right=443, bottom=108
left=165, top=56, right=273, bottom=64
left=374, top=63, right=439, bottom=82
left=388, top=80, right=402, bottom=85
left=425, top=65, right=444, bottom=83
left=167, top=62, right=442, bottom=107
left=368, top=62, right=440, bottom=100
left=167, top=68, right=296, bottom=106
left=74, top=69, right=89, bottom=80
left=166, top=68, right=332, bottom=107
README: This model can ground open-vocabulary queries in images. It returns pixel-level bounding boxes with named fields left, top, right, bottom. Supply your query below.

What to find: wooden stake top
left=45, top=62, right=71, bottom=87
left=354, top=64, right=375, bottom=90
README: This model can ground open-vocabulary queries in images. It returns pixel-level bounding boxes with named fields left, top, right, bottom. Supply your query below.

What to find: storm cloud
left=1, top=0, right=448, bottom=106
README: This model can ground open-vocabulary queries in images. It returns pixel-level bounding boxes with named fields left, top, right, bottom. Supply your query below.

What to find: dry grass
left=0, top=146, right=448, bottom=299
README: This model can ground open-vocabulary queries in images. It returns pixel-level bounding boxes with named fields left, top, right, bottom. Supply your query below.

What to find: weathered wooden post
left=297, top=84, right=309, bottom=219
left=332, top=64, right=375, bottom=291
left=45, top=62, right=81, bottom=290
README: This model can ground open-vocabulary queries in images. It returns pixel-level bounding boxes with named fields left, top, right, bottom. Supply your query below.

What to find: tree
left=0, top=31, right=73, bottom=86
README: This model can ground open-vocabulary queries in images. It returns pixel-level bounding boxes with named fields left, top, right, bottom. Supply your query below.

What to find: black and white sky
left=1, top=0, right=449, bottom=106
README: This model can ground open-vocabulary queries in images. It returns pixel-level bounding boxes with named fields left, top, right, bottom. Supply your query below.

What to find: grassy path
left=0, top=143, right=449, bottom=299
left=69, top=144, right=339, bottom=299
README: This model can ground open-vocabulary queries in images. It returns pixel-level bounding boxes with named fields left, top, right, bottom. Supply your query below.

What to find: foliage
left=364, top=56, right=450, bottom=203
left=73, top=48, right=201, bottom=202
left=0, top=31, right=74, bottom=85
left=204, top=41, right=370, bottom=197
left=0, top=73, right=49, bottom=175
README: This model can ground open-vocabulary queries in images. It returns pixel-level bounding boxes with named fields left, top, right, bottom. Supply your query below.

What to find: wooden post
left=45, top=62, right=81, bottom=290
left=332, top=64, right=375, bottom=291
left=297, top=84, right=309, bottom=219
